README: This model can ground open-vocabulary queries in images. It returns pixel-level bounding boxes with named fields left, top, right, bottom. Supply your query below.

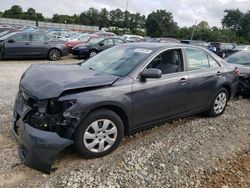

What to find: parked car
left=225, top=51, right=250, bottom=97
left=0, top=32, right=68, bottom=61
left=234, top=45, right=250, bottom=51
left=72, top=37, right=125, bottom=59
left=94, top=31, right=117, bottom=37
left=13, top=43, right=239, bottom=173
left=65, top=34, right=99, bottom=53
left=210, top=42, right=237, bottom=58
left=122, top=34, right=144, bottom=42
left=180, top=40, right=209, bottom=48
left=147, top=37, right=179, bottom=43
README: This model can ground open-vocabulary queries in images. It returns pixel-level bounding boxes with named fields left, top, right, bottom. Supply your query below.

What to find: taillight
left=235, top=67, right=240, bottom=76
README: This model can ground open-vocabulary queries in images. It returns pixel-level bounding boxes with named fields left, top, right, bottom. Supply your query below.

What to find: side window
left=103, top=39, right=113, bottom=46
left=185, top=48, right=209, bottom=70
left=31, top=34, right=46, bottom=41
left=146, top=49, right=183, bottom=74
left=208, top=54, right=220, bottom=68
left=12, top=34, right=29, bottom=42
left=114, top=39, right=124, bottom=45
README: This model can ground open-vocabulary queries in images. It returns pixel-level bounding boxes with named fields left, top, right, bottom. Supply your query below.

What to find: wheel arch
left=221, top=84, right=231, bottom=100
left=86, top=105, right=130, bottom=135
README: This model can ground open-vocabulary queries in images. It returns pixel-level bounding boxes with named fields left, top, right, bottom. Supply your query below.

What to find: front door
left=132, top=49, right=189, bottom=128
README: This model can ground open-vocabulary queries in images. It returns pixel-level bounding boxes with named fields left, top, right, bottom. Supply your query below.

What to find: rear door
left=4, top=33, right=31, bottom=57
left=184, top=47, right=223, bottom=111
left=29, top=33, right=50, bottom=56
left=132, top=48, right=189, bottom=128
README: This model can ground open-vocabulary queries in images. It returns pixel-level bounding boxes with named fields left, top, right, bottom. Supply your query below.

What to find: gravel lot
left=0, top=57, right=249, bottom=188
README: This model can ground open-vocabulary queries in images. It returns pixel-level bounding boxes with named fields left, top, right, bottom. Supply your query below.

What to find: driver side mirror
left=7, top=39, right=15, bottom=43
left=100, top=42, right=104, bottom=46
left=141, top=68, right=162, bottom=79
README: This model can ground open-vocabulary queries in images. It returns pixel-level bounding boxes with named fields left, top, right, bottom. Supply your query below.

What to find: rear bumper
left=13, top=105, right=73, bottom=174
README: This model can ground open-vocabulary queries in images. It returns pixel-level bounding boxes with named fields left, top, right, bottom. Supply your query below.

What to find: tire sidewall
left=74, top=109, right=124, bottom=158
left=0, top=51, right=3, bottom=60
left=49, top=49, right=61, bottom=61
left=209, top=88, right=228, bottom=117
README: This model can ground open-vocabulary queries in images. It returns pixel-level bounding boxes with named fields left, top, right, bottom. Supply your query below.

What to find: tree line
left=0, top=5, right=250, bottom=44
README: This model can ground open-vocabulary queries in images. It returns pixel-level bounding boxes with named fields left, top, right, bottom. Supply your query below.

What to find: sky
left=0, top=0, right=250, bottom=27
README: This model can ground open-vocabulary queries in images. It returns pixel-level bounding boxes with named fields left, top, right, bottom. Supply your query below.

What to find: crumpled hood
left=21, top=64, right=119, bottom=99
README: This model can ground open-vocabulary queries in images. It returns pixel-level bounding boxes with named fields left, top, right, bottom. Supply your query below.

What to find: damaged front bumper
left=12, top=119, right=73, bottom=174
left=12, top=93, right=75, bottom=174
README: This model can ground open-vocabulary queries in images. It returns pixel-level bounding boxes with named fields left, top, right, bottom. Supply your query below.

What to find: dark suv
left=13, top=43, right=239, bottom=173
left=210, top=42, right=237, bottom=58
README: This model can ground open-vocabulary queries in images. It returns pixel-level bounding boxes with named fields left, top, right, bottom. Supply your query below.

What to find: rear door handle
left=216, top=71, right=221, bottom=76
left=179, top=78, right=187, bottom=84
left=25, top=43, right=30, bottom=45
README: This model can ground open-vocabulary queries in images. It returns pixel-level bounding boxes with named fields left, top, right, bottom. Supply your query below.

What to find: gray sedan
left=0, top=32, right=69, bottom=61
left=13, top=43, right=239, bottom=173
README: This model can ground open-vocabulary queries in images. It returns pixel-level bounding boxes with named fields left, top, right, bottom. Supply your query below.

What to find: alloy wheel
left=214, top=92, right=227, bottom=114
left=49, top=49, right=61, bottom=61
left=83, top=119, right=118, bottom=153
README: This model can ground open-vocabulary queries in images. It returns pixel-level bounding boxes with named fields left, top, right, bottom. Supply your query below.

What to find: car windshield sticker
left=134, top=48, right=152, bottom=54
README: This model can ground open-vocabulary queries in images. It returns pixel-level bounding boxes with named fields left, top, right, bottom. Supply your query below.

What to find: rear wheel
left=74, top=109, right=124, bottom=158
left=206, top=88, right=228, bottom=117
left=48, top=49, right=61, bottom=61
left=0, top=51, right=3, bottom=60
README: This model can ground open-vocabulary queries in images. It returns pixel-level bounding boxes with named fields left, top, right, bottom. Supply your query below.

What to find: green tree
left=3, top=5, right=23, bottom=18
left=85, top=8, right=99, bottom=25
left=109, top=9, right=124, bottom=28
left=222, top=9, right=243, bottom=33
left=0, top=12, right=3, bottom=17
left=99, top=8, right=109, bottom=29
left=241, top=11, right=250, bottom=42
left=145, top=10, right=178, bottom=37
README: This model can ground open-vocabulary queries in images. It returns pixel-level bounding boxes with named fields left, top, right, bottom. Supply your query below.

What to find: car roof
left=121, top=42, right=198, bottom=50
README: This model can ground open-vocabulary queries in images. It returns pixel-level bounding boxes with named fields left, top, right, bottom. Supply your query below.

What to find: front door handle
left=216, top=71, right=221, bottom=76
left=179, top=78, right=186, bottom=84
left=25, top=43, right=30, bottom=45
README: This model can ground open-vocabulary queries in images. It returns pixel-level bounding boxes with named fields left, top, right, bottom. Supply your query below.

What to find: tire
left=74, top=109, right=124, bottom=158
left=206, top=88, right=228, bottom=117
left=48, top=48, right=61, bottom=61
left=89, top=50, right=97, bottom=58
left=0, top=51, right=3, bottom=60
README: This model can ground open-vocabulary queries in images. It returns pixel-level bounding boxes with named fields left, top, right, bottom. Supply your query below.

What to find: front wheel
left=206, top=88, right=228, bottom=117
left=89, top=50, right=97, bottom=58
left=74, top=109, right=124, bottom=158
left=48, top=49, right=61, bottom=61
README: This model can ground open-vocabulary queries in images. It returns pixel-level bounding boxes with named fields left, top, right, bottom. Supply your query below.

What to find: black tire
left=89, top=50, right=97, bottom=58
left=206, top=88, right=228, bottom=117
left=48, top=48, right=61, bottom=61
left=0, top=51, right=3, bottom=60
left=74, top=109, right=124, bottom=158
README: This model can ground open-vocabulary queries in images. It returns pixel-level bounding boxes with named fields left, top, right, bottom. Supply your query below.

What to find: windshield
left=0, top=32, right=16, bottom=40
left=81, top=45, right=153, bottom=76
left=226, top=52, right=250, bottom=65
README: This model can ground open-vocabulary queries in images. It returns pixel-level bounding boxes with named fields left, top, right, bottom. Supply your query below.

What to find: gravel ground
left=0, top=58, right=249, bottom=188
